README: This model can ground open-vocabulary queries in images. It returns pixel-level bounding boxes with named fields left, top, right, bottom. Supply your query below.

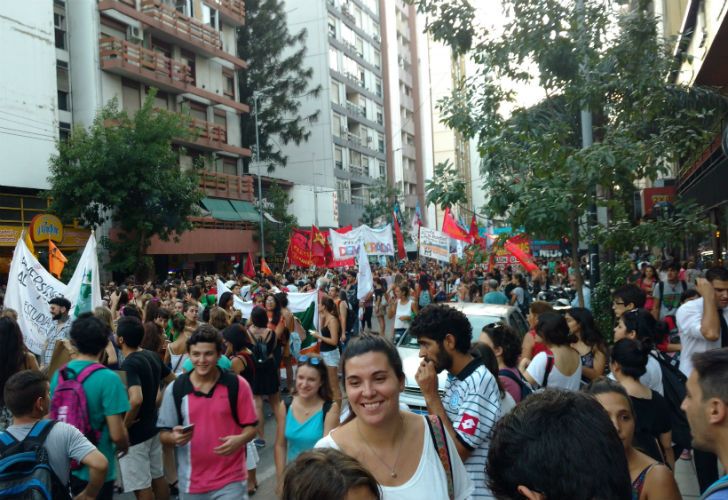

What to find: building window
left=59, top=121, right=71, bottom=142
left=334, top=147, right=343, bottom=169
left=122, top=78, right=141, bottom=113
left=379, top=161, right=385, bottom=177
left=375, top=77, right=382, bottom=97
left=56, top=61, right=70, bottom=111
left=378, top=134, right=384, bottom=153
left=223, top=70, right=235, bottom=99
left=222, top=158, right=237, bottom=175
left=54, top=11, right=66, bottom=49
left=337, top=179, right=350, bottom=204
left=328, top=15, right=336, bottom=37
left=180, top=49, right=196, bottom=85
left=329, top=48, right=339, bottom=71
left=333, top=113, right=344, bottom=137
left=331, top=80, right=340, bottom=105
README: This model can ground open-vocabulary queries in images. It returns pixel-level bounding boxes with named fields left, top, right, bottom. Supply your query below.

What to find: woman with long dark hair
left=612, top=309, right=664, bottom=395
left=480, top=323, right=527, bottom=403
left=0, top=317, right=39, bottom=431
left=565, top=307, right=608, bottom=385
left=311, top=297, right=341, bottom=404
left=315, top=335, right=472, bottom=499
left=522, top=312, right=582, bottom=390
left=637, top=265, right=657, bottom=312
left=246, top=306, right=280, bottom=448
left=610, top=338, right=675, bottom=470
left=587, top=379, right=680, bottom=500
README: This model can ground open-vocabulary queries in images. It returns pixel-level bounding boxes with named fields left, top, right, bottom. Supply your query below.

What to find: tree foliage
left=238, top=0, right=321, bottom=173
left=361, top=179, right=402, bottom=227
left=47, top=92, right=202, bottom=279
left=256, top=182, right=298, bottom=259
left=425, top=159, right=468, bottom=210
left=415, top=0, right=725, bottom=254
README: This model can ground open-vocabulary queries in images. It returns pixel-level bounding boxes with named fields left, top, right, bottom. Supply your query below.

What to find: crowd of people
left=0, top=255, right=727, bottom=499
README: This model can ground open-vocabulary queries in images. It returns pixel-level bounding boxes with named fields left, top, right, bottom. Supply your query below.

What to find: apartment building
left=0, top=1, right=91, bottom=274
left=380, top=0, right=431, bottom=226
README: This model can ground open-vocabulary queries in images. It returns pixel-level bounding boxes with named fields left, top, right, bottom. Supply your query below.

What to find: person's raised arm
left=697, top=278, right=721, bottom=341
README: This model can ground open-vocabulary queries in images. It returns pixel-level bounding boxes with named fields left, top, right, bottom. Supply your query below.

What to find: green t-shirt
left=181, top=355, right=231, bottom=373
left=50, top=360, right=130, bottom=482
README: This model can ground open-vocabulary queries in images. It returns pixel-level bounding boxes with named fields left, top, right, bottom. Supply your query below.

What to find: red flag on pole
left=504, top=235, right=539, bottom=273
left=243, top=252, right=256, bottom=277
left=392, top=212, right=406, bottom=260
left=287, top=229, right=313, bottom=267
left=442, top=207, right=471, bottom=242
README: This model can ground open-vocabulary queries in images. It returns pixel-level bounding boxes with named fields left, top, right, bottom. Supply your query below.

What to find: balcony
left=99, top=37, right=249, bottom=113
left=198, top=171, right=255, bottom=201
left=98, top=1, right=247, bottom=68
left=349, top=163, right=366, bottom=177
left=176, top=117, right=251, bottom=157
left=346, top=101, right=366, bottom=118
left=202, top=0, right=245, bottom=27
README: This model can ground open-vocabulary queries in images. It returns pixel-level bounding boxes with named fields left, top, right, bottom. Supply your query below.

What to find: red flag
left=310, top=226, right=326, bottom=257
left=243, top=252, right=256, bottom=277
left=468, top=215, right=487, bottom=249
left=261, top=258, right=273, bottom=276
left=442, top=207, right=471, bottom=242
left=393, top=212, right=406, bottom=260
left=504, top=234, right=539, bottom=273
left=287, top=229, right=313, bottom=267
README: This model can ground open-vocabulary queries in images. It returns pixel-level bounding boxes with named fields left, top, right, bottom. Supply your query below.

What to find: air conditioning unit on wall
left=127, top=25, right=143, bottom=44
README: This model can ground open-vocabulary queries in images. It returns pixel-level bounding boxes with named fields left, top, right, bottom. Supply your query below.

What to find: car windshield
left=399, top=315, right=504, bottom=348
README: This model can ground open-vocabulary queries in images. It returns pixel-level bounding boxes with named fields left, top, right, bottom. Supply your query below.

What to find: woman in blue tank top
left=274, top=354, right=340, bottom=491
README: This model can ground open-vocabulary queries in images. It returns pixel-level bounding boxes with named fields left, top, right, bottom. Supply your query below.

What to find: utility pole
left=253, top=92, right=266, bottom=260
left=312, top=152, right=319, bottom=226
left=577, top=0, right=600, bottom=286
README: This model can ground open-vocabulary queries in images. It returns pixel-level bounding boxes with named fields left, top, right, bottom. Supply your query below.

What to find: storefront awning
left=200, top=197, right=241, bottom=222
left=229, top=200, right=260, bottom=223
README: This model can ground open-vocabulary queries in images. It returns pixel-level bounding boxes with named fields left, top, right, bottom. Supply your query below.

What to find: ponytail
left=611, top=338, right=649, bottom=379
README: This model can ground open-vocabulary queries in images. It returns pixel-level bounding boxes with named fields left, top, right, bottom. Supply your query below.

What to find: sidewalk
left=676, top=455, right=701, bottom=499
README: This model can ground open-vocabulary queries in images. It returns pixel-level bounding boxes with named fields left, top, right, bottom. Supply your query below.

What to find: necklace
left=356, top=415, right=405, bottom=478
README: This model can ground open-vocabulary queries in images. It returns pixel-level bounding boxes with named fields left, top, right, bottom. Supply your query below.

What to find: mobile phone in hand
left=180, top=424, right=195, bottom=433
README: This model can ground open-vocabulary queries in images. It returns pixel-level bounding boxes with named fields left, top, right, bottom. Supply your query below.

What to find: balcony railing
left=198, top=171, right=255, bottom=201
left=190, top=117, right=227, bottom=145
left=346, top=101, right=366, bottom=118
left=140, top=0, right=222, bottom=51
left=99, top=36, right=193, bottom=86
left=350, top=163, right=365, bottom=176
left=203, top=0, right=245, bottom=26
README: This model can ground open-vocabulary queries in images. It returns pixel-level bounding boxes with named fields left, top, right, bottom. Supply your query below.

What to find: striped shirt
left=443, top=358, right=500, bottom=499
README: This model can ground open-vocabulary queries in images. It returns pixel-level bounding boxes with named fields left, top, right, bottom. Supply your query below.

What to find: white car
left=397, top=302, right=529, bottom=414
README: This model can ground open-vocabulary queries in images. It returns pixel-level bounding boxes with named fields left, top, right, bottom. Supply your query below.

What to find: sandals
left=248, top=482, right=258, bottom=496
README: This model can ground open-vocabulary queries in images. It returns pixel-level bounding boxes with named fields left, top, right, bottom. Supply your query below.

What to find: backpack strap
left=218, top=370, right=244, bottom=428
left=658, top=281, right=664, bottom=305
left=426, top=414, right=454, bottom=500
left=75, top=363, right=105, bottom=383
left=542, top=354, right=555, bottom=388
left=172, top=372, right=193, bottom=426
left=322, top=400, right=333, bottom=418
left=20, top=420, right=56, bottom=450
left=499, top=368, right=525, bottom=389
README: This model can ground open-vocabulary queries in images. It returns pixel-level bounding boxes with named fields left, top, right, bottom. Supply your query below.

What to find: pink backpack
left=50, top=363, right=105, bottom=445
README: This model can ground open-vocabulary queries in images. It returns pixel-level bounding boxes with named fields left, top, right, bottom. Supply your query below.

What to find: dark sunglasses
left=298, top=355, right=321, bottom=366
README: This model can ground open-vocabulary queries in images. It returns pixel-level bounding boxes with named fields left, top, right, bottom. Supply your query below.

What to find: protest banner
left=419, top=227, right=450, bottom=263
left=5, top=234, right=102, bottom=355
left=328, top=224, right=394, bottom=260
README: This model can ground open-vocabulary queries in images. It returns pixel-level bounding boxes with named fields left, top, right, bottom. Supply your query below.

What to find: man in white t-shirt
left=412, top=305, right=501, bottom=499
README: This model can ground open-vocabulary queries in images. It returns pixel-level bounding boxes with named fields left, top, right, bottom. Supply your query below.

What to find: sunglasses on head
left=298, top=355, right=321, bottom=366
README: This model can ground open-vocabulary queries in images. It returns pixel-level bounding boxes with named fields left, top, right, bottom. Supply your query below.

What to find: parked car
left=397, top=302, right=528, bottom=414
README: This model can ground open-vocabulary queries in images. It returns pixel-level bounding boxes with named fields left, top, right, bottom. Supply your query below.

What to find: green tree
left=415, top=0, right=725, bottom=307
left=238, top=0, right=321, bottom=173
left=425, top=159, right=468, bottom=210
left=256, top=182, right=298, bottom=261
left=362, top=179, right=402, bottom=227
left=48, top=92, right=202, bottom=279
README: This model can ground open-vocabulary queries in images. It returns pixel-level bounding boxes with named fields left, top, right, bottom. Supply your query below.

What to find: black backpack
left=649, top=351, right=691, bottom=451
left=0, top=419, right=70, bottom=499
left=249, top=329, right=272, bottom=366
left=172, top=370, right=245, bottom=428
left=498, top=369, right=533, bottom=400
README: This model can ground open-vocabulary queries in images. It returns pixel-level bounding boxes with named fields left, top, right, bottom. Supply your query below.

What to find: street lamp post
left=253, top=91, right=266, bottom=260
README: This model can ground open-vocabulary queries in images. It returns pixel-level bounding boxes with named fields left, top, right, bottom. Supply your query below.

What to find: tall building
left=663, top=0, right=728, bottom=260
left=0, top=0, right=91, bottom=273
left=380, top=0, right=431, bottom=226
left=273, top=0, right=387, bottom=227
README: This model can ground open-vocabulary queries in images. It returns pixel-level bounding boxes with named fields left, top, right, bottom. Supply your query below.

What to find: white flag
left=357, top=243, right=373, bottom=301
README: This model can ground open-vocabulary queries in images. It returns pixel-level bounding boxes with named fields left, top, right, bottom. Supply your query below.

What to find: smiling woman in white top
left=315, top=334, right=473, bottom=500
left=523, top=312, right=582, bottom=391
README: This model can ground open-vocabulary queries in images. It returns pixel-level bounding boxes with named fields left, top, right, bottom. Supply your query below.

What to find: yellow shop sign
left=30, top=214, right=64, bottom=243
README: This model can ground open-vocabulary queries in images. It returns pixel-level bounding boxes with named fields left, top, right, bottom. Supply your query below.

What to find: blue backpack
left=0, top=419, right=70, bottom=499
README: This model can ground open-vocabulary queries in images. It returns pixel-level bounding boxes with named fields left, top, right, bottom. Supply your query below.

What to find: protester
left=50, top=313, right=130, bottom=499
left=682, top=348, right=728, bottom=498
left=2, top=370, right=109, bottom=499
left=0, top=317, right=39, bottom=431
left=316, top=334, right=473, bottom=498
left=158, top=325, right=257, bottom=498
left=471, top=343, right=517, bottom=415
left=565, top=307, right=607, bottom=385
left=518, top=301, right=554, bottom=371
left=487, top=390, right=632, bottom=499
left=612, top=284, right=647, bottom=320
left=653, top=261, right=688, bottom=322
left=522, top=312, right=582, bottom=390
left=246, top=305, right=280, bottom=448
left=610, top=338, right=675, bottom=469
left=587, top=379, right=681, bottom=500
left=638, top=265, right=658, bottom=313
left=483, top=279, right=509, bottom=305
left=281, top=448, right=381, bottom=500
left=411, top=305, right=499, bottom=498
left=373, top=278, right=388, bottom=335
left=388, top=284, right=415, bottom=342
left=612, top=309, right=664, bottom=395
left=116, top=316, right=175, bottom=500
left=274, top=354, right=339, bottom=489
left=43, top=296, right=73, bottom=367
left=479, top=323, right=528, bottom=403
